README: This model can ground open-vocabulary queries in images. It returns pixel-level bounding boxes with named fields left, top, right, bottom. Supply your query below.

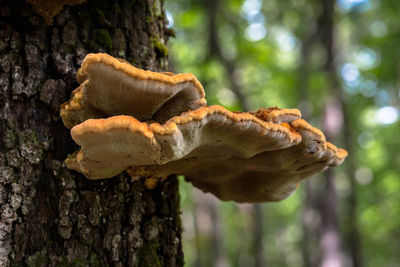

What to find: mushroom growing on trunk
left=61, top=53, right=347, bottom=203
left=60, top=53, right=206, bottom=128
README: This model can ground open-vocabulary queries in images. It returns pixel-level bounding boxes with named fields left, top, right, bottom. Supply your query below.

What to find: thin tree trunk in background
left=301, top=181, right=317, bottom=267
left=192, top=202, right=202, bottom=267
left=210, top=197, right=228, bottom=267
left=343, top=110, right=363, bottom=267
left=318, top=169, right=343, bottom=267
left=0, top=0, right=183, bottom=266
left=297, top=6, right=318, bottom=266
left=254, top=204, right=265, bottom=267
left=205, top=1, right=266, bottom=266
left=298, top=1, right=362, bottom=266
left=318, top=0, right=346, bottom=266
left=192, top=190, right=228, bottom=267
left=206, top=0, right=250, bottom=112
left=301, top=0, right=363, bottom=265
left=190, top=0, right=252, bottom=266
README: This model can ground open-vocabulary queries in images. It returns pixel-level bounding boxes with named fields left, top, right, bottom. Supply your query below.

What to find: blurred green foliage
left=167, top=0, right=400, bottom=266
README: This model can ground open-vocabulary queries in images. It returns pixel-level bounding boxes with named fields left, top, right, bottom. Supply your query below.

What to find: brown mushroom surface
left=61, top=53, right=347, bottom=203
left=60, top=53, right=206, bottom=128
left=66, top=105, right=301, bottom=178
left=65, top=105, right=347, bottom=202
left=127, top=119, right=347, bottom=202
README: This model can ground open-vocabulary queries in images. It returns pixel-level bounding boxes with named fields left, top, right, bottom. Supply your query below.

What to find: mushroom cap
left=250, top=107, right=301, bottom=123
left=66, top=105, right=347, bottom=202
left=66, top=105, right=302, bottom=179
left=60, top=53, right=207, bottom=128
left=128, top=119, right=347, bottom=202
left=60, top=81, right=106, bottom=129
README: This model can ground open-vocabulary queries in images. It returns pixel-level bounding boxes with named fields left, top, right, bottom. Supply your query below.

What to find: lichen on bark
left=0, top=0, right=183, bottom=266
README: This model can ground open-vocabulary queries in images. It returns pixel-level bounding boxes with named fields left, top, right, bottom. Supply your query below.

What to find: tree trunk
left=253, top=204, right=265, bottom=267
left=318, top=0, right=346, bottom=266
left=296, top=7, right=315, bottom=267
left=0, top=0, right=183, bottom=266
left=343, top=108, right=363, bottom=267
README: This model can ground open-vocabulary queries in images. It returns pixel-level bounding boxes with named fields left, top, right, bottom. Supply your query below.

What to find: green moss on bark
left=138, top=241, right=162, bottom=267
left=150, top=37, right=168, bottom=57
left=96, top=29, right=112, bottom=49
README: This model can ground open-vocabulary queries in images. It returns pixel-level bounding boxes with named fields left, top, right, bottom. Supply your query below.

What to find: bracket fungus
left=61, top=53, right=347, bottom=203
left=60, top=53, right=206, bottom=128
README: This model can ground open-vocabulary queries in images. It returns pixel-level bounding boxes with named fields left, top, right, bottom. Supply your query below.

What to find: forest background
left=165, top=0, right=400, bottom=266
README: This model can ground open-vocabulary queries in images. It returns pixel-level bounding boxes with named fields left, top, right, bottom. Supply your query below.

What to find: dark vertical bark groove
left=0, top=0, right=183, bottom=266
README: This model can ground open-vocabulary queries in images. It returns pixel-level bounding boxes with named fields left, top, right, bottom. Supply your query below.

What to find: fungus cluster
left=61, top=53, right=347, bottom=203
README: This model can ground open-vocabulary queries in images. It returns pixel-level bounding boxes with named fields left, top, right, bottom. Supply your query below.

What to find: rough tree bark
left=0, top=0, right=183, bottom=266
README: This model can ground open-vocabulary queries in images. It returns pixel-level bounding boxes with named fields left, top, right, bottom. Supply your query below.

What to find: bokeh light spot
left=370, top=20, right=387, bottom=38
left=355, top=166, right=374, bottom=185
left=341, top=63, right=360, bottom=87
left=166, top=11, right=174, bottom=28
left=375, top=106, right=399, bottom=125
left=245, top=23, right=267, bottom=41
left=242, top=0, right=262, bottom=17
left=355, top=47, right=378, bottom=70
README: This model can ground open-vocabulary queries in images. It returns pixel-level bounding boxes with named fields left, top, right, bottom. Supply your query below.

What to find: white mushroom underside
left=85, top=63, right=206, bottom=122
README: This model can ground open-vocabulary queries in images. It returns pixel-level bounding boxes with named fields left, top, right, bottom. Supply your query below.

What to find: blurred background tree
left=165, top=0, right=400, bottom=266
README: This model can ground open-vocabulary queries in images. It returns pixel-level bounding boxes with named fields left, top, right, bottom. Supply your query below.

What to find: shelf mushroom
left=60, top=53, right=206, bottom=128
left=61, top=53, right=347, bottom=203
left=65, top=105, right=346, bottom=202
